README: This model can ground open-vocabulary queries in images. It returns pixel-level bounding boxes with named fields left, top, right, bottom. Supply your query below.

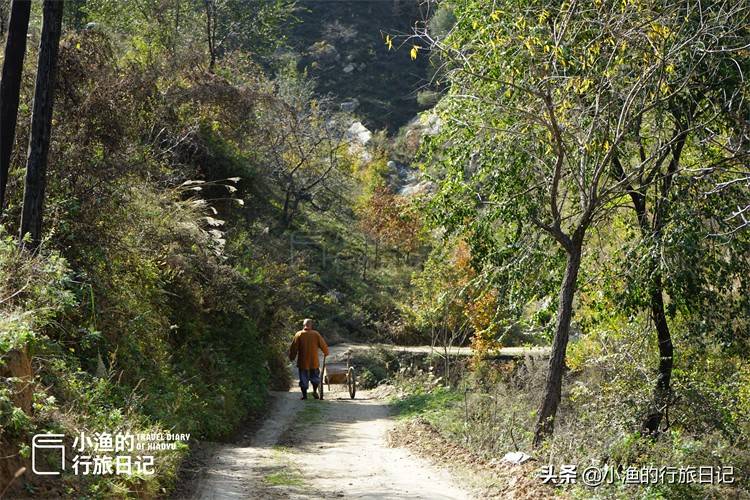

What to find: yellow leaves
left=538, top=9, right=549, bottom=23
left=385, top=34, right=393, bottom=51
left=557, top=99, right=573, bottom=123
left=410, top=45, right=421, bottom=60
left=472, top=20, right=479, bottom=30
left=467, top=288, right=500, bottom=354
left=665, top=63, right=675, bottom=75
left=648, top=22, right=673, bottom=42
left=567, top=76, right=593, bottom=94
left=523, top=38, right=536, bottom=55
left=490, top=11, right=500, bottom=22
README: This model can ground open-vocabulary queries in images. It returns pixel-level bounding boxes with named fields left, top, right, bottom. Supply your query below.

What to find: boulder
left=343, top=63, right=356, bottom=74
left=422, top=113, right=442, bottom=135
left=398, top=180, right=436, bottom=196
left=308, top=40, right=338, bottom=63
left=346, top=121, right=372, bottom=145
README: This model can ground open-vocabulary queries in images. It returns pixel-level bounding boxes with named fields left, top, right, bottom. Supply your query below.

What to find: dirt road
left=193, top=345, right=471, bottom=499
left=334, top=342, right=549, bottom=359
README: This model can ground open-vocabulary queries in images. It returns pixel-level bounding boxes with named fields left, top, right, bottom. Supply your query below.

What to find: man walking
left=289, top=318, right=329, bottom=400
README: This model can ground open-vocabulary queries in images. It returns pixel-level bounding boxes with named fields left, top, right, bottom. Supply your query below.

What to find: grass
left=267, top=445, right=305, bottom=487
left=278, top=399, right=326, bottom=445
left=391, top=385, right=462, bottom=421
left=296, top=400, right=325, bottom=425
left=264, top=469, right=305, bottom=487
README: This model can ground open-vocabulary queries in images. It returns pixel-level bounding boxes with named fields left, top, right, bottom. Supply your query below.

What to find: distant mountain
left=289, top=0, right=432, bottom=132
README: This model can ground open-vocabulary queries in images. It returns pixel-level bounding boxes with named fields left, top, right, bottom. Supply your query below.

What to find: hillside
left=288, top=0, right=432, bottom=132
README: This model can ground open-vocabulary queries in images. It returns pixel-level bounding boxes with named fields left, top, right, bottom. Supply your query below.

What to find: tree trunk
left=631, top=203, right=674, bottom=435
left=362, top=240, right=368, bottom=280
left=280, top=188, right=292, bottom=228
left=624, top=171, right=676, bottom=435
left=19, top=0, right=63, bottom=250
left=640, top=139, right=683, bottom=434
left=0, top=0, right=32, bottom=216
left=0, top=346, right=33, bottom=413
left=533, top=242, right=582, bottom=447
left=203, top=0, right=216, bottom=73
left=642, top=274, right=674, bottom=434
left=614, top=150, right=677, bottom=435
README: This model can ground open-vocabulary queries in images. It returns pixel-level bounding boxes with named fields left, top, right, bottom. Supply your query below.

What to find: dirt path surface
left=335, top=342, right=549, bottom=359
left=193, top=345, right=471, bottom=499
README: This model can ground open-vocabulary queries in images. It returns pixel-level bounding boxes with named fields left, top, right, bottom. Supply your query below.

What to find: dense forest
left=0, top=0, right=748, bottom=498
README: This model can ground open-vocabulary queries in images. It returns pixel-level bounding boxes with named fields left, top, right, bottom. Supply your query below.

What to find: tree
left=358, top=185, right=422, bottom=261
left=258, top=77, right=348, bottom=231
left=202, top=0, right=293, bottom=72
left=82, top=0, right=291, bottom=71
left=414, top=0, right=730, bottom=445
left=19, top=0, right=64, bottom=250
left=0, top=0, right=32, bottom=216
left=82, top=0, right=196, bottom=58
left=604, top=0, right=750, bottom=434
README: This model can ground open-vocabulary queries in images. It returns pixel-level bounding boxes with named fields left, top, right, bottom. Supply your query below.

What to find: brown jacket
left=289, top=328, right=329, bottom=370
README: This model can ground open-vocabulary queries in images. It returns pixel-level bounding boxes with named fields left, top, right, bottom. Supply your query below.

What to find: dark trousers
left=298, top=368, right=321, bottom=391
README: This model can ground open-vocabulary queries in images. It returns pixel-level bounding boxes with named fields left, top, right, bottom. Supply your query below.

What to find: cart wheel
left=347, top=367, right=356, bottom=399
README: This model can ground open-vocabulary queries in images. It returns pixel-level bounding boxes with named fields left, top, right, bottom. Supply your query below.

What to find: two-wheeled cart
left=318, top=351, right=356, bottom=400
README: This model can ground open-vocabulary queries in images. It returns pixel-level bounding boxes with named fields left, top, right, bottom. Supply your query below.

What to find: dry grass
left=388, top=418, right=562, bottom=499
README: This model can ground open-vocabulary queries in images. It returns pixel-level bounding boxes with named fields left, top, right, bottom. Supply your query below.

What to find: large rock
left=421, top=112, right=442, bottom=135
left=346, top=121, right=372, bottom=145
left=308, top=40, right=339, bottom=63
left=399, top=180, right=436, bottom=196
left=345, top=121, right=373, bottom=163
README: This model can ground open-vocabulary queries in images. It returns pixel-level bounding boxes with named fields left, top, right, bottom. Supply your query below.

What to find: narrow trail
left=333, top=342, right=550, bottom=359
left=193, top=345, right=471, bottom=499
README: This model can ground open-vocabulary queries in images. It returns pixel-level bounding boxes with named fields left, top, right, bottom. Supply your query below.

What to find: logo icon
left=32, top=434, right=65, bottom=475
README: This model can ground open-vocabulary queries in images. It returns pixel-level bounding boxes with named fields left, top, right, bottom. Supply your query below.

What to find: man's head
left=303, top=318, right=313, bottom=330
